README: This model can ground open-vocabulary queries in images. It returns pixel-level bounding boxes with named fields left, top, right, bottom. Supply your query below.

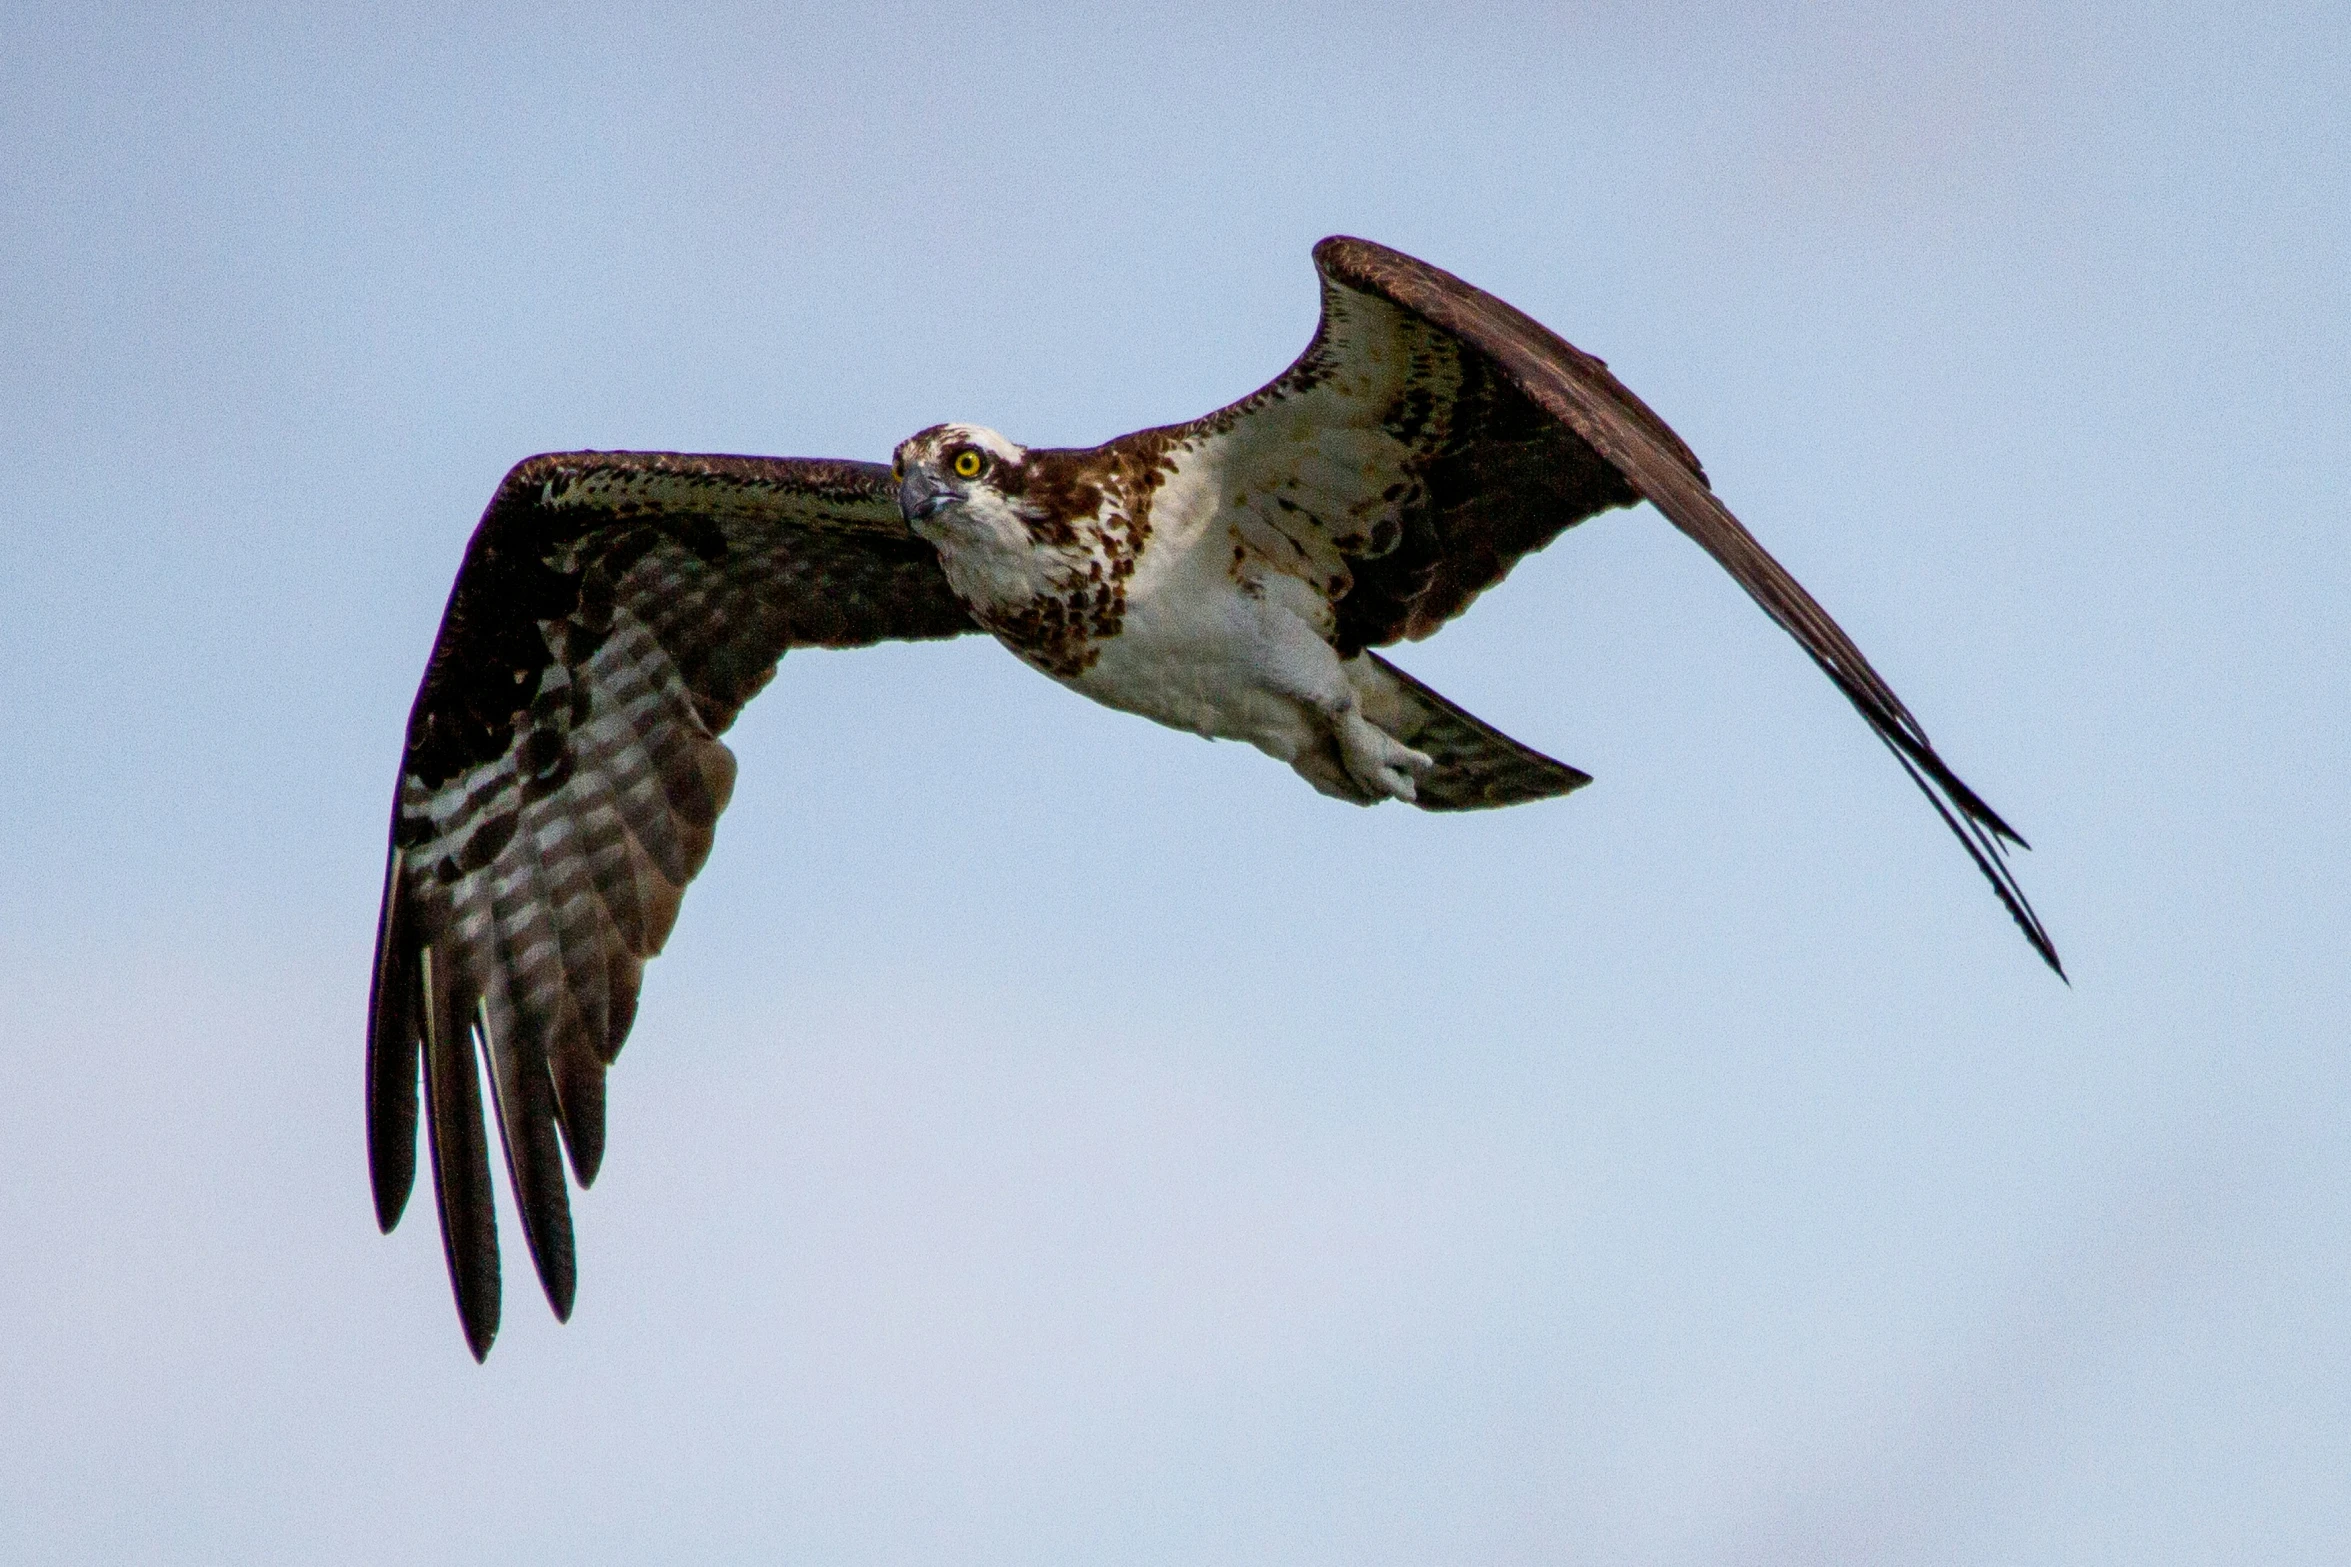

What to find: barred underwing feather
left=475, top=860, right=575, bottom=1321
left=369, top=452, right=978, bottom=1358
left=522, top=805, right=613, bottom=1184
left=418, top=948, right=498, bottom=1362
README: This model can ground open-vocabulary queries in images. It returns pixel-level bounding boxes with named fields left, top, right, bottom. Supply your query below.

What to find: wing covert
left=367, top=450, right=977, bottom=1358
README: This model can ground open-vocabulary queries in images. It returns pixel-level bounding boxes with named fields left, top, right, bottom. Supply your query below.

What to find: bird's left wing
left=1141, top=236, right=2058, bottom=974
left=369, top=450, right=977, bottom=1358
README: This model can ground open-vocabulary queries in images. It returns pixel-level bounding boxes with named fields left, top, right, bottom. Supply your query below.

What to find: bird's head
left=893, top=424, right=1033, bottom=551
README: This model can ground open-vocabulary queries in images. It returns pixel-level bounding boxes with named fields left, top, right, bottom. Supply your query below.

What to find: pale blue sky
left=2, top=4, right=2345, bottom=1562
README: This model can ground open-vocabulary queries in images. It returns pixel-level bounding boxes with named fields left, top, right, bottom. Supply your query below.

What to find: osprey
left=369, top=237, right=2060, bottom=1358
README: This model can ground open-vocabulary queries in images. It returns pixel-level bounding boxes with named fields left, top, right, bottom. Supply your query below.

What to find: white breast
left=1057, top=440, right=1359, bottom=762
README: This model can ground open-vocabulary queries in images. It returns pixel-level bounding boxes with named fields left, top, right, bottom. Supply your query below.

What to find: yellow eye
left=952, top=448, right=985, bottom=480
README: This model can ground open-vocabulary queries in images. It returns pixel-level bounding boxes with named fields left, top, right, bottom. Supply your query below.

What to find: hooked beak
left=898, top=469, right=960, bottom=526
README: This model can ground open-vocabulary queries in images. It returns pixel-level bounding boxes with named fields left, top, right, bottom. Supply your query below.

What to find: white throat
left=923, top=491, right=1067, bottom=613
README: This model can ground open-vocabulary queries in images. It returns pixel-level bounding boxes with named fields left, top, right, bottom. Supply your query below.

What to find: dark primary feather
left=1168, top=236, right=2060, bottom=975
left=367, top=451, right=978, bottom=1358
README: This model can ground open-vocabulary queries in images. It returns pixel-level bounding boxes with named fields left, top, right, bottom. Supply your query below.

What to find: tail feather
left=1356, top=654, right=1591, bottom=811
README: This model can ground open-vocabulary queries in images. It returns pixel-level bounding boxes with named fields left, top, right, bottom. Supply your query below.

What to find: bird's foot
left=1337, top=713, right=1433, bottom=804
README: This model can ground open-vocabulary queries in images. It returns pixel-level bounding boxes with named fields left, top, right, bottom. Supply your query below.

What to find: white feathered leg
left=1245, top=595, right=1432, bottom=804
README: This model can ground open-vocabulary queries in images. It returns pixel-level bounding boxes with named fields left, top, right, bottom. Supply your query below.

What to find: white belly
left=1054, top=532, right=1345, bottom=766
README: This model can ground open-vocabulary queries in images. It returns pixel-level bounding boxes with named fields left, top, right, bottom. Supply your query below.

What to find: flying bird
left=368, top=236, right=2060, bottom=1359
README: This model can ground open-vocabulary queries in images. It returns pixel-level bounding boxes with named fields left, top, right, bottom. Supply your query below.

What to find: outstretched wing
left=368, top=450, right=977, bottom=1358
left=1146, top=235, right=2059, bottom=976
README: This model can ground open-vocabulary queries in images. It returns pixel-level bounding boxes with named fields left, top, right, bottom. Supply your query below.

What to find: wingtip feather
left=420, top=949, right=504, bottom=1360
left=366, top=844, right=421, bottom=1234
left=479, top=1010, right=581, bottom=1324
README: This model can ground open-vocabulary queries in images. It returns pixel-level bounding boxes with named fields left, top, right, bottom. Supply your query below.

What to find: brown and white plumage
left=368, top=454, right=974, bottom=1356
left=370, top=237, right=2059, bottom=1359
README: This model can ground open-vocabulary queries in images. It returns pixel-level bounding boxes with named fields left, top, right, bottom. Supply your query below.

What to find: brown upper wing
left=368, top=450, right=977, bottom=1359
left=1151, top=236, right=2059, bottom=976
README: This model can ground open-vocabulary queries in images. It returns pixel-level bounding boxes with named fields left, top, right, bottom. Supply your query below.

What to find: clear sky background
left=2, top=3, right=2344, bottom=1562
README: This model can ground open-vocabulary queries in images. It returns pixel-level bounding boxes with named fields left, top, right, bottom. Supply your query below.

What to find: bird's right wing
left=367, top=450, right=978, bottom=1358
